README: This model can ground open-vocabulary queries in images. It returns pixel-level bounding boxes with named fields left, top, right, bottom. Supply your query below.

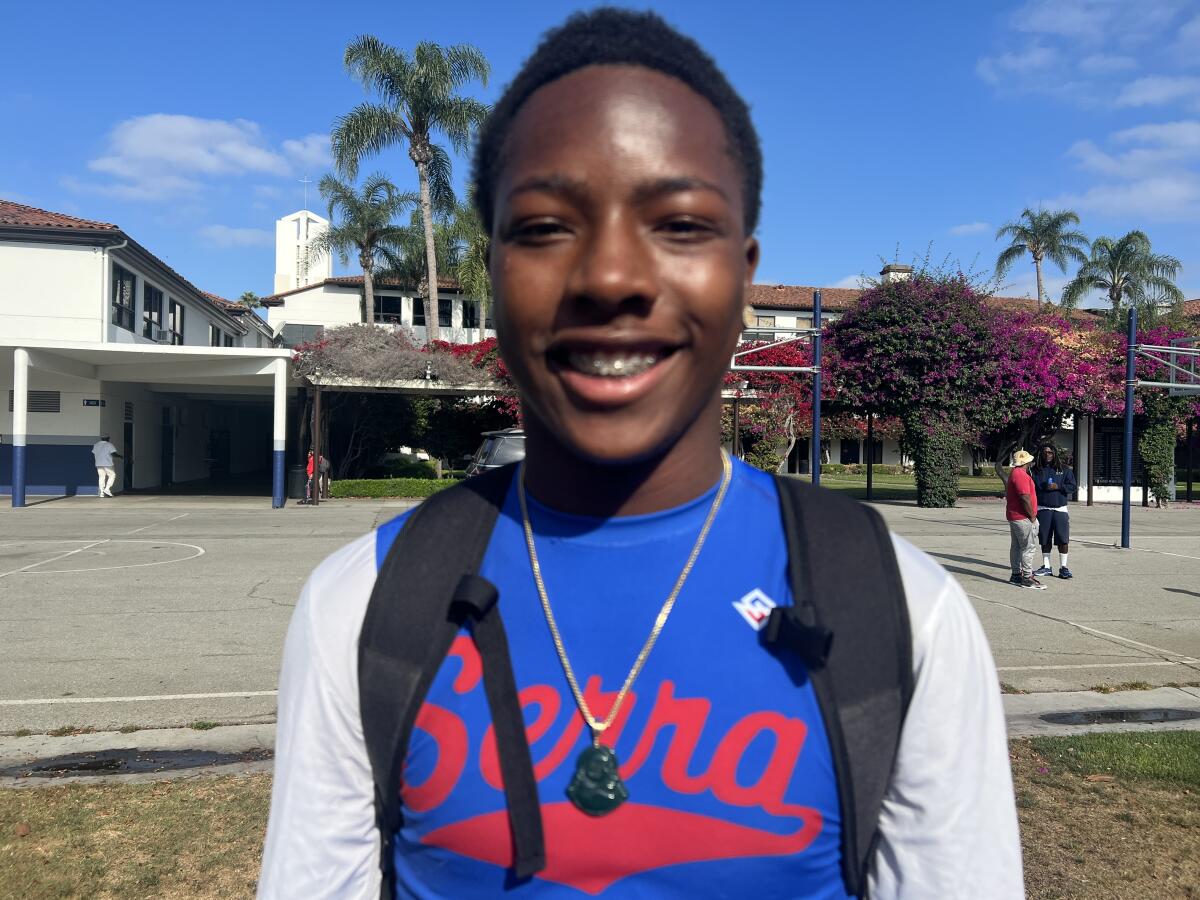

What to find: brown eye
left=657, top=218, right=715, bottom=241
left=508, top=220, right=571, bottom=243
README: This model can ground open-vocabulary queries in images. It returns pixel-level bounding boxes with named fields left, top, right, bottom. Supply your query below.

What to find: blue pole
left=1121, top=306, right=1137, bottom=549
left=811, top=289, right=823, bottom=488
left=12, top=444, right=26, bottom=509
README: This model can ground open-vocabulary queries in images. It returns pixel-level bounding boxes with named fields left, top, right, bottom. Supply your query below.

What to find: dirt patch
left=1013, top=738, right=1200, bottom=899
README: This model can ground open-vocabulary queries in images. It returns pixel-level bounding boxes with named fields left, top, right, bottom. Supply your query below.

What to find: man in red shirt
left=1006, top=449, right=1045, bottom=589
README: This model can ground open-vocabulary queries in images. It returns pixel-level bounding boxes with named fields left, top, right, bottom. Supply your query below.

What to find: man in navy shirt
left=259, top=9, right=1022, bottom=898
left=1032, top=443, right=1077, bottom=579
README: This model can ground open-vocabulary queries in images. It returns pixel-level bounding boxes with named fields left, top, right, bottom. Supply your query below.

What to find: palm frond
left=331, top=104, right=409, bottom=178
left=994, top=243, right=1027, bottom=279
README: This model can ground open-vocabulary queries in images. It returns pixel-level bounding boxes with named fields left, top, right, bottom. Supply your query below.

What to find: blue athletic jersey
left=374, top=460, right=849, bottom=899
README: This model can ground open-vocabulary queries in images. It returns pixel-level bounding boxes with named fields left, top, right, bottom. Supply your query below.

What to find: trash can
left=287, top=465, right=308, bottom=500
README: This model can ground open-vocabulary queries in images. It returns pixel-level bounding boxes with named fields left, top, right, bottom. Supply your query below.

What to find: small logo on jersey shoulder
left=732, top=588, right=777, bottom=631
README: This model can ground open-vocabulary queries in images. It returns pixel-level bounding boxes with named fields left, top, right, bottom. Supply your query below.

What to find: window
left=412, top=300, right=425, bottom=327
left=168, top=300, right=185, bottom=345
left=209, top=324, right=222, bottom=346
left=374, top=295, right=404, bottom=324
left=462, top=301, right=479, bottom=330
left=438, top=298, right=452, bottom=328
left=223, top=334, right=234, bottom=347
left=840, top=439, right=861, bottom=465
left=279, top=323, right=324, bottom=348
left=111, top=264, right=136, bottom=331
left=9, top=390, right=61, bottom=413
left=142, top=285, right=163, bottom=339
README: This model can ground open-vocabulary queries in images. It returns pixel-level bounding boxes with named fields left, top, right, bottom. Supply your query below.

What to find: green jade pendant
left=566, top=743, right=629, bottom=816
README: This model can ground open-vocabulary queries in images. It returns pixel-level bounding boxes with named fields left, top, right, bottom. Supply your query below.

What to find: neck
left=521, top=411, right=726, bottom=517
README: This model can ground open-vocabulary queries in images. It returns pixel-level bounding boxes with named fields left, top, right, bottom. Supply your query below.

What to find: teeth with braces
left=566, top=351, right=660, bottom=377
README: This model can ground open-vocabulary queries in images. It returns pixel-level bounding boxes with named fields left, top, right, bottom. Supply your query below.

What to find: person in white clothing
left=91, top=435, right=121, bottom=497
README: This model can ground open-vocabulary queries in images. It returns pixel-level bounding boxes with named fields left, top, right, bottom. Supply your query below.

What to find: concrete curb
left=1005, top=686, right=1200, bottom=737
left=3, top=689, right=1199, bottom=786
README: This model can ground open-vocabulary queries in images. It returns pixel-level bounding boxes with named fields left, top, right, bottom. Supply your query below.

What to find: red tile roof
left=746, top=284, right=863, bottom=311
left=0, top=199, right=118, bottom=231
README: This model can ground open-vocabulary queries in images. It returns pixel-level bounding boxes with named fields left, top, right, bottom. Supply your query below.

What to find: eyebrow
left=506, top=174, right=729, bottom=205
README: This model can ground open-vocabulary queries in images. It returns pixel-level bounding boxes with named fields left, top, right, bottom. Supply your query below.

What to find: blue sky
left=3, top=0, right=1198, bottom=304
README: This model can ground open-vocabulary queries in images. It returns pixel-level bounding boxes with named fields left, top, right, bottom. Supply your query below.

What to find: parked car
left=465, top=428, right=526, bottom=476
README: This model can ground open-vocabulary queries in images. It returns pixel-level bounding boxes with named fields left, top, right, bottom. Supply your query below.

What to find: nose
left=566, top=211, right=657, bottom=318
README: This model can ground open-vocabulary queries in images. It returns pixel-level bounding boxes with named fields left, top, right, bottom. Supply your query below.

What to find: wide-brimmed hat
left=1012, top=450, right=1034, bottom=467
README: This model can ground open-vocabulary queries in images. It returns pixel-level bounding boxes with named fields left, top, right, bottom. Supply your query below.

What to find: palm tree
left=306, top=173, right=416, bottom=325
left=332, top=36, right=489, bottom=343
left=1061, top=230, right=1184, bottom=314
left=995, top=208, right=1090, bottom=308
left=449, top=199, right=491, bottom=342
left=238, top=291, right=260, bottom=308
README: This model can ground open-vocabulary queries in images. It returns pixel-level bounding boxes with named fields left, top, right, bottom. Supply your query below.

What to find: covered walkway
left=4, top=340, right=294, bottom=508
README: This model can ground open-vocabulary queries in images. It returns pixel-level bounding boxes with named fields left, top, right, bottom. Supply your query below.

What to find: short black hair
left=472, top=7, right=762, bottom=234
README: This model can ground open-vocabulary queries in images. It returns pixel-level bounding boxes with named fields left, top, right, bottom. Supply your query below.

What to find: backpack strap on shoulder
left=767, top=476, right=913, bottom=899
left=359, top=464, right=544, bottom=898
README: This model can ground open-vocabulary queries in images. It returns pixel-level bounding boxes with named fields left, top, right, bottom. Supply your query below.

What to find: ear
left=741, top=237, right=760, bottom=328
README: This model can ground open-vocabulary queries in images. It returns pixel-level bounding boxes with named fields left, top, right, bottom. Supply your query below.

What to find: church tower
left=274, top=210, right=332, bottom=294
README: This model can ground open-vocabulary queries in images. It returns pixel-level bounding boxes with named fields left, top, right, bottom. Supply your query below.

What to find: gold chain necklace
left=517, top=450, right=733, bottom=815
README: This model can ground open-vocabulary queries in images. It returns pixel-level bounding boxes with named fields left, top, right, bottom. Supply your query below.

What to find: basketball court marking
left=121, top=513, right=189, bottom=535
left=0, top=540, right=205, bottom=576
left=970, top=592, right=1200, bottom=672
left=0, top=540, right=109, bottom=579
left=0, top=690, right=278, bottom=707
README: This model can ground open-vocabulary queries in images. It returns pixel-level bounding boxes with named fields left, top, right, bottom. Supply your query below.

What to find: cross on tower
left=299, top=175, right=312, bottom=211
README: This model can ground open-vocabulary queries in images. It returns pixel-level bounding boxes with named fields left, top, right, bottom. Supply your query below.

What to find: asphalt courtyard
left=0, top=491, right=1197, bottom=733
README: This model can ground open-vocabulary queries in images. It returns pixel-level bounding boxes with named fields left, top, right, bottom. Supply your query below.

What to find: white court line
left=1076, top=539, right=1200, bottom=562
left=0, top=690, right=278, bottom=707
left=122, top=513, right=188, bottom=536
left=0, top=539, right=109, bottom=579
left=18, top=541, right=205, bottom=575
left=997, top=661, right=1181, bottom=672
left=972, top=593, right=1200, bottom=669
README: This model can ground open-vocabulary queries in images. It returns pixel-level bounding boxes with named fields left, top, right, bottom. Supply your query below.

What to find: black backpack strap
left=767, top=476, right=913, bottom=899
left=358, top=464, right=544, bottom=898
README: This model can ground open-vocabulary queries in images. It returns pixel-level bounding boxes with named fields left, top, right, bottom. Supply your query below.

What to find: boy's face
left=490, top=65, right=758, bottom=466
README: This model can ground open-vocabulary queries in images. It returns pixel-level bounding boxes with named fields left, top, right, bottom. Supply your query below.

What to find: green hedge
left=330, top=478, right=458, bottom=499
left=820, top=463, right=909, bottom=476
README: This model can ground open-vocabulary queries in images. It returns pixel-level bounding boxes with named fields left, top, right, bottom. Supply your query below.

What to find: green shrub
left=819, top=463, right=908, bottom=476
left=903, top=410, right=963, bottom=507
left=330, top=478, right=457, bottom=499
left=1137, top=420, right=1177, bottom=507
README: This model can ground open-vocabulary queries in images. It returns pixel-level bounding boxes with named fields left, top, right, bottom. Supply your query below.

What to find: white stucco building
left=261, top=274, right=493, bottom=347
left=273, top=209, right=332, bottom=295
left=1, top=200, right=293, bottom=506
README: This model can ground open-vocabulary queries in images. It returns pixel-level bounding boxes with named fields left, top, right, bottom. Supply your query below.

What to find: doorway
left=160, top=407, right=174, bottom=488
left=123, top=421, right=134, bottom=489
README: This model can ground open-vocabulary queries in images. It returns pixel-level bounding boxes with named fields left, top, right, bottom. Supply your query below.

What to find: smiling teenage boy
left=258, top=10, right=1022, bottom=899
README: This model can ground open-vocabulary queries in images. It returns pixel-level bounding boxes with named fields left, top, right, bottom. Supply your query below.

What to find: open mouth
left=546, top=342, right=682, bottom=407
left=549, top=345, right=678, bottom=378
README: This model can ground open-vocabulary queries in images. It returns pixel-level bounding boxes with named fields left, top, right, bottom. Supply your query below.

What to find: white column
left=271, top=357, right=287, bottom=508
left=12, top=348, right=29, bottom=507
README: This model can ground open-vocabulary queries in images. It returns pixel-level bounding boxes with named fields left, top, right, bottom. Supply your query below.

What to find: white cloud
left=1079, top=54, right=1136, bottom=74
left=975, top=45, right=1057, bottom=86
left=198, top=224, right=275, bottom=248
left=1061, top=119, right=1200, bottom=221
left=1115, top=76, right=1200, bottom=107
left=1068, top=120, right=1200, bottom=178
left=949, top=221, right=991, bottom=236
left=253, top=184, right=283, bottom=199
left=1054, top=173, right=1200, bottom=222
left=70, top=114, right=324, bottom=202
left=831, top=274, right=866, bottom=289
left=282, top=133, right=331, bottom=171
